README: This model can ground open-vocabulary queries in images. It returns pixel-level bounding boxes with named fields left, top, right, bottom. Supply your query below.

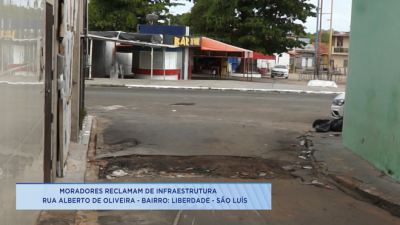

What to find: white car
left=331, top=93, right=345, bottom=119
left=271, top=65, right=289, bottom=79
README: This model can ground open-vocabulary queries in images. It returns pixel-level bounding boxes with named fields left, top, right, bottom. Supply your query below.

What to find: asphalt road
left=86, top=87, right=334, bottom=158
left=84, top=87, right=399, bottom=225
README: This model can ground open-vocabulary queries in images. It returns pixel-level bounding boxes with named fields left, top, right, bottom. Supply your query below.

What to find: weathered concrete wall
left=343, top=0, right=400, bottom=181
left=60, top=0, right=81, bottom=163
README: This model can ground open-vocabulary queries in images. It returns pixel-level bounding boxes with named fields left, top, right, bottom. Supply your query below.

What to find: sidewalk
left=85, top=74, right=346, bottom=94
left=35, top=116, right=93, bottom=225
left=306, top=133, right=400, bottom=216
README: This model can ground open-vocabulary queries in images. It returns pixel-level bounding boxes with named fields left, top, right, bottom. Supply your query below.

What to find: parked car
left=331, top=93, right=345, bottom=119
left=271, top=65, right=289, bottom=79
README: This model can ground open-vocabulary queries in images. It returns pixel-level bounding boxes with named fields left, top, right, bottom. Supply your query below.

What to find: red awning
left=252, top=52, right=276, bottom=60
left=200, top=37, right=253, bottom=58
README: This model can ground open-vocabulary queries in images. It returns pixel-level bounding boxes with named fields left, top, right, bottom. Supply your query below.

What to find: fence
left=298, top=66, right=346, bottom=82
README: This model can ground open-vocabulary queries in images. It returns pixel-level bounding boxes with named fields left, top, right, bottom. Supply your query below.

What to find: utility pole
left=327, top=0, right=334, bottom=80
left=318, top=0, right=323, bottom=77
left=314, top=0, right=320, bottom=79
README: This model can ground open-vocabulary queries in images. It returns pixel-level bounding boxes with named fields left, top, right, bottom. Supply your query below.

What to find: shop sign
left=162, top=35, right=201, bottom=47
left=174, top=36, right=200, bottom=46
left=0, top=30, right=16, bottom=39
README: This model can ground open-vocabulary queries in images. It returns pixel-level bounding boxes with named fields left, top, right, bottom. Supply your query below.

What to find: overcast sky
left=170, top=0, right=352, bottom=33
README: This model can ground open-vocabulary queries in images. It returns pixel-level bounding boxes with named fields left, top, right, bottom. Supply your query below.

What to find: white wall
left=257, top=60, right=276, bottom=69
left=104, top=42, right=114, bottom=75
left=274, top=53, right=290, bottom=67
left=116, top=53, right=132, bottom=75
left=138, top=51, right=181, bottom=70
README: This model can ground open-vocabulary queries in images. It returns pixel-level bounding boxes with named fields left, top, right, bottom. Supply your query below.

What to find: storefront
left=88, top=31, right=180, bottom=79
left=89, top=30, right=275, bottom=81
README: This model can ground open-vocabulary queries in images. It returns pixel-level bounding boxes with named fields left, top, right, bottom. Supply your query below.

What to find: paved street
left=85, top=74, right=346, bottom=94
left=86, top=87, right=333, bottom=156
left=81, top=87, right=399, bottom=225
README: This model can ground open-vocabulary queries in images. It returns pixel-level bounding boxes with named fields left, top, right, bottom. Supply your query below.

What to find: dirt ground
left=95, top=155, right=299, bottom=180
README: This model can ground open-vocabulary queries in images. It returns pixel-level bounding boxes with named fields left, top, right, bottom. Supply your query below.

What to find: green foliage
left=298, top=30, right=340, bottom=43
left=166, top=13, right=191, bottom=26
left=186, top=0, right=316, bottom=54
left=82, top=108, right=88, bottom=118
left=89, top=0, right=182, bottom=32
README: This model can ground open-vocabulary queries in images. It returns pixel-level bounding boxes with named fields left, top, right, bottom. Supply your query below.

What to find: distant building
left=331, top=32, right=350, bottom=74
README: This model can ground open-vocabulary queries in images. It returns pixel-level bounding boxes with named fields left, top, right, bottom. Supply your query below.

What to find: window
left=344, top=60, right=348, bottom=67
left=337, top=37, right=344, bottom=47
left=307, top=58, right=313, bottom=68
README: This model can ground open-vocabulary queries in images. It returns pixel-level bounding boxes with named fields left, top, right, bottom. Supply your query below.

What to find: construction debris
left=282, top=165, right=294, bottom=171
left=108, top=170, right=128, bottom=178
left=305, top=180, right=334, bottom=190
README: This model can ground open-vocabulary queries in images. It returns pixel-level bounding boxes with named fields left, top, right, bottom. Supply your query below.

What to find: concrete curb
left=356, top=183, right=400, bottom=216
left=85, top=116, right=100, bottom=183
left=87, top=116, right=97, bottom=160
left=86, top=84, right=126, bottom=88
left=86, top=84, right=344, bottom=95
left=305, top=134, right=400, bottom=217
left=330, top=174, right=364, bottom=191
left=330, top=167, right=400, bottom=216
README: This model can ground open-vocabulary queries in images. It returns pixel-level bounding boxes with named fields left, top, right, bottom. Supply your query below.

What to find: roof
left=333, top=33, right=350, bottom=37
left=87, top=31, right=179, bottom=49
left=287, top=52, right=299, bottom=56
left=200, top=37, right=253, bottom=58
left=253, top=52, right=276, bottom=60
left=312, top=42, right=329, bottom=55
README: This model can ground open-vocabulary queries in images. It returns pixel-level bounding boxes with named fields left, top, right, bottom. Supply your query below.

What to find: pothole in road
left=95, top=155, right=309, bottom=180
left=96, top=139, right=139, bottom=155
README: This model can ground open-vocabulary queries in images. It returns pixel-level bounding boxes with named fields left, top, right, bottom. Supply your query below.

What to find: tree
left=89, top=0, right=182, bottom=32
left=166, top=13, right=191, bottom=26
left=186, top=0, right=315, bottom=55
left=298, top=30, right=340, bottom=44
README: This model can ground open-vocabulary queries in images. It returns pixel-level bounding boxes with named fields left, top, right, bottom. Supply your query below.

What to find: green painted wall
left=343, top=0, right=400, bottom=181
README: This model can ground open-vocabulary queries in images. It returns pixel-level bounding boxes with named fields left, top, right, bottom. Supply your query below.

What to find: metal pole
left=151, top=47, right=154, bottom=79
left=328, top=0, right=334, bottom=80
left=89, top=39, right=93, bottom=79
left=246, top=58, right=250, bottom=81
left=243, top=56, right=245, bottom=81
left=251, top=58, right=253, bottom=81
left=318, top=0, right=323, bottom=77
left=163, top=48, right=166, bottom=80
left=314, top=0, right=320, bottom=79
left=86, top=0, right=89, bottom=71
